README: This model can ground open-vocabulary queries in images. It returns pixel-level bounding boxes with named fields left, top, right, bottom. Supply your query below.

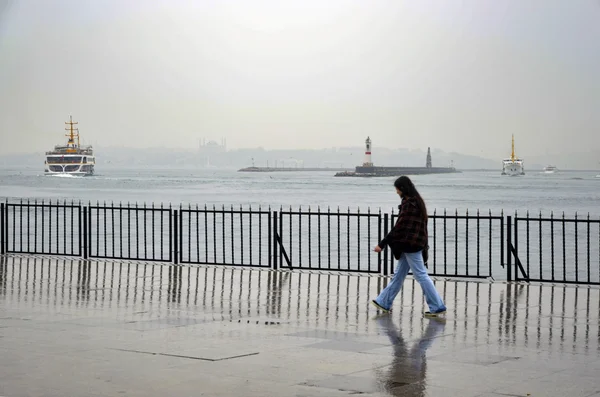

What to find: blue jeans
left=374, top=251, right=446, bottom=312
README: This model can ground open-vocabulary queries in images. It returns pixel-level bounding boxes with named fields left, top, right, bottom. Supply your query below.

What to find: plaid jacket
left=378, top=197, right=428, bottom=259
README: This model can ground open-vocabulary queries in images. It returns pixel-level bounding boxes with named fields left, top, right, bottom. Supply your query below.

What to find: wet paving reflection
left=1, top=255, right=599, bottom=396
left=374, top=316, right=447, bottom=395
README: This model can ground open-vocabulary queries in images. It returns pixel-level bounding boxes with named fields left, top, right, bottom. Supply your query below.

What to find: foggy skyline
left=1, top=1, right=599, bottom=160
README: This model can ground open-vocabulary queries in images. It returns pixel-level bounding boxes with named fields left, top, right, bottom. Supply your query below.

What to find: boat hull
left=44, top=164, right=94, bottom=176
left=502, top=162, right=524, bottom=176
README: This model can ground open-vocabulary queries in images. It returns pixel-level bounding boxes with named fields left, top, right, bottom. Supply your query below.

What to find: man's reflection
left=374, top=316, right=446, bottom=396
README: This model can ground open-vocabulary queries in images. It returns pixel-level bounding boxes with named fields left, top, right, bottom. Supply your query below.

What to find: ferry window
left=47, top=156, right=82, bottom=164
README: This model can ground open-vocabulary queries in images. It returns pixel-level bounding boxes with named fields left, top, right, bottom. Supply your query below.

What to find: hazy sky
left=1, top=0, right=599, bottom=159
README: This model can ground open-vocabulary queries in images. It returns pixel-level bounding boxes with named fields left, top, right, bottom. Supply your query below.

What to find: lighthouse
left=363, top=137, right=373, bottom=167
left=426, top=147, right=432, bottom=168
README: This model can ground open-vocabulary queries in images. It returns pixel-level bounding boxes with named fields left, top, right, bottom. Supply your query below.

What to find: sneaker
left=424, top=309, right=446, bottom=318
left=371, top=300, right=392, bottom=313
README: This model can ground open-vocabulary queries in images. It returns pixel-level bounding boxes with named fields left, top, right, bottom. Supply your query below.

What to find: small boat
left=44, top=116, right=95, bottom=176
left=543, top=165, right=558, bottom=174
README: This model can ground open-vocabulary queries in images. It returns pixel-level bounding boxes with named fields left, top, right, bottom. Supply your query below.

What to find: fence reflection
left=0, top=256, right=597, bottom=357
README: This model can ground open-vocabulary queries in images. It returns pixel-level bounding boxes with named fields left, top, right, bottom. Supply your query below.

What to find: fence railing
left=391, top=209, right=505, bottom=280
left=1, top=200, right=599, bottom=285
left=511, top=212, right=600, bottom=285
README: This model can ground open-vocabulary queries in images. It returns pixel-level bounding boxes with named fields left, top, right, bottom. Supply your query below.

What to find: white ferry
left=44, top=116, right=95, bottom=176
left=501, top=135, right=525, bottom=176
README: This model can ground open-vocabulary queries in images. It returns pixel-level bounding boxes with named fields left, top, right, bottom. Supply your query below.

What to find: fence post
left=82, top=206, right=88, bottom=259
left=0, top=202, right=4, bottom=255
left=173, top=209, right=178, bottom=265
left=506, top=215, right=512, bottom=282
left=383, top=213, right=389, bottom=276
left=514, top=215, right=519, bottom=282
left=272, top=211, right=278, bottom=270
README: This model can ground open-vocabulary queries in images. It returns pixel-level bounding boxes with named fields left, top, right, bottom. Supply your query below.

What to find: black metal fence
left=179, top=205, right=271, bottom=268
left=1, top=200, right=599, bottom=285
left=510, top=212, right=600, bottom=285
left=1, top=201, right=82, bottom=257
left=87, top=203, right=172, bottom=262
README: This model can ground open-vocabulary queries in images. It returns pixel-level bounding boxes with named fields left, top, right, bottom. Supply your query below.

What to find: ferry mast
left=64, top=115, right=80, bottom=153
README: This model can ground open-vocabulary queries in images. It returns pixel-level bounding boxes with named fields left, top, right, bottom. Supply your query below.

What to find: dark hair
left=394, top=176, right=428, bottom=222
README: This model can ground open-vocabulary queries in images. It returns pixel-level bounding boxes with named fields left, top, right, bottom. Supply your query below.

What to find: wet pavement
left=1, top=255, right=599, bottom=397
